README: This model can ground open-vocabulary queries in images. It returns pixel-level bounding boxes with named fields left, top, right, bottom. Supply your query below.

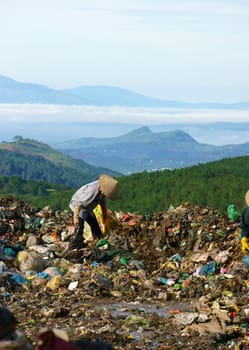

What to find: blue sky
left=1, top=0, right=249, bottom=103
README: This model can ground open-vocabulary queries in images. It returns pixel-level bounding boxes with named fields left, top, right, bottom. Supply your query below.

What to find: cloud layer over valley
left=0, top=104, right=249, bottom=146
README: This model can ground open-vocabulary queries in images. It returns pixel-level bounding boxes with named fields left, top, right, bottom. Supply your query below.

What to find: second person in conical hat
left=240, top=189, right=249, bottom=254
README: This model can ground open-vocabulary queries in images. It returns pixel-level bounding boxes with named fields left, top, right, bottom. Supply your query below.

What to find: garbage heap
left=0, top=196, right=249, bottom=349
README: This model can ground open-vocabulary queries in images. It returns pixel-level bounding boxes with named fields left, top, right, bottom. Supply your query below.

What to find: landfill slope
left=0, top=196, right=249, bottom=349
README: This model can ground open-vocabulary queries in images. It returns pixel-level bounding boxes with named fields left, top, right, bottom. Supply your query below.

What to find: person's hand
left=241, top=237, right=249, bottom=254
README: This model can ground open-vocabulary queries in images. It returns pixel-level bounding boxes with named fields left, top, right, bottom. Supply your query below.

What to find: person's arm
left=73, top=206, right=80, bottom=227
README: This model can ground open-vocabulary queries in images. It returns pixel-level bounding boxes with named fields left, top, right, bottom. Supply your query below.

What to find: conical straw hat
left=99, top=174, right=119, bottom=200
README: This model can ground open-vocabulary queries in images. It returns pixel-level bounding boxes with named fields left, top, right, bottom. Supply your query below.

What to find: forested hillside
left=0, top=155, right=248, bottom=215
left=113, top=155, right=249, bottom=215
left=0, top=137, right=120, bottom=187
left=0, top=176, right=72, bottom=210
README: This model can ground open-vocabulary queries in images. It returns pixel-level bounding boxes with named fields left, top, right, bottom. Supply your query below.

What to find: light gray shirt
left=69, top=180, right=103, bottom=216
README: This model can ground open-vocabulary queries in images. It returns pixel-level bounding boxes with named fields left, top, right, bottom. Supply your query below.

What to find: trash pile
left=1, top=195, right=249, bottom=349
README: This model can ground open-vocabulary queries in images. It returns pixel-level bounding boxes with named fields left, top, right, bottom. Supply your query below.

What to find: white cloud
left=0, top=104, right=249, bottom=124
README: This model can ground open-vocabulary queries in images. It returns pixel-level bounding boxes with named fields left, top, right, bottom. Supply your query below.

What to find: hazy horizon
left=0, top=103, right=249, bottom=146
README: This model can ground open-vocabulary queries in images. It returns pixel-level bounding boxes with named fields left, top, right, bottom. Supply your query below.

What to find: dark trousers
left=77, top=211, right=103, bottom=240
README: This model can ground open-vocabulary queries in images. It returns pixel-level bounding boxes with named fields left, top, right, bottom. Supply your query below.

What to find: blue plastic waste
left=37, top=271, right=50, bottom=279
left=3, top=247, right=16, bottom=257
left=242, top=256, right=249, bottom=270
left=10, top=274, right=31, bottom=286
left=158, top=277, right=168, bottom=285
left=169, top=254, right=182, bottom=262
left=4, top=292, right=11, bottom=300
left=199, top=261, right=216, bottom=275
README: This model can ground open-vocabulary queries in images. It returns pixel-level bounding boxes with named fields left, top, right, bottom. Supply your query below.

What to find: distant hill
left=0, top=75, right=87, bottom=104
left=55, top=126, right=249, bottom=174
left=0, top=136, right=120, bottom=187
left=0, top=74, right=249, bottom=108
left=61, top=85, right=190, bottom=108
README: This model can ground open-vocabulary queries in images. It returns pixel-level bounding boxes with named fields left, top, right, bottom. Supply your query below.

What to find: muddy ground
left=1, top=197, right=249, bottom=349
left=8, top=293, right=233, bottom=350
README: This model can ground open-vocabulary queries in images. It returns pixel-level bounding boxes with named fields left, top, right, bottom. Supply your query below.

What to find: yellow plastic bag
left=46, top=275, right=63, bottom=291
left=84, top=205, right=119, bottom=240
left=94, top=204, right=107, bottom=235
left=83, top=204, right=107, bottom=240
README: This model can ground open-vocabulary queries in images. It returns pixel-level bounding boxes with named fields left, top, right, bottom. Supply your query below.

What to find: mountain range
left=1, top=74, right=249, bottom=109
left=1, top=128, right=249, bottom=196
left=54, top=127, right=249, bottom=174
left=1, top=128, right=249, bottom=177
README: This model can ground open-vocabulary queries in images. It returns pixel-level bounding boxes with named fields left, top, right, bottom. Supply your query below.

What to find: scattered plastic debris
left=0, top=196, right=249, bottom=349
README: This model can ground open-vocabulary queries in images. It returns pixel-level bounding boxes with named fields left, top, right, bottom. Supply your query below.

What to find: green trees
left=109, top=156, right=249, bottom=215
left=0, top=176, right=72, bottom=210
left=0, top=155, right=249, bottom=215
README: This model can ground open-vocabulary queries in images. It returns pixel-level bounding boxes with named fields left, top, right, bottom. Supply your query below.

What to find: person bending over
left=69, top=174, right=119, bottom=249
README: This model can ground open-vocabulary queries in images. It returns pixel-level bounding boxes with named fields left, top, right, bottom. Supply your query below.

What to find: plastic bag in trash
left=227, top=204, right=238, bottom=222
left=199, top=261, right=216, bottom=276
left=17, top=250, right=47, bottom=273
left=242, top=255, right=249, bottom=270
